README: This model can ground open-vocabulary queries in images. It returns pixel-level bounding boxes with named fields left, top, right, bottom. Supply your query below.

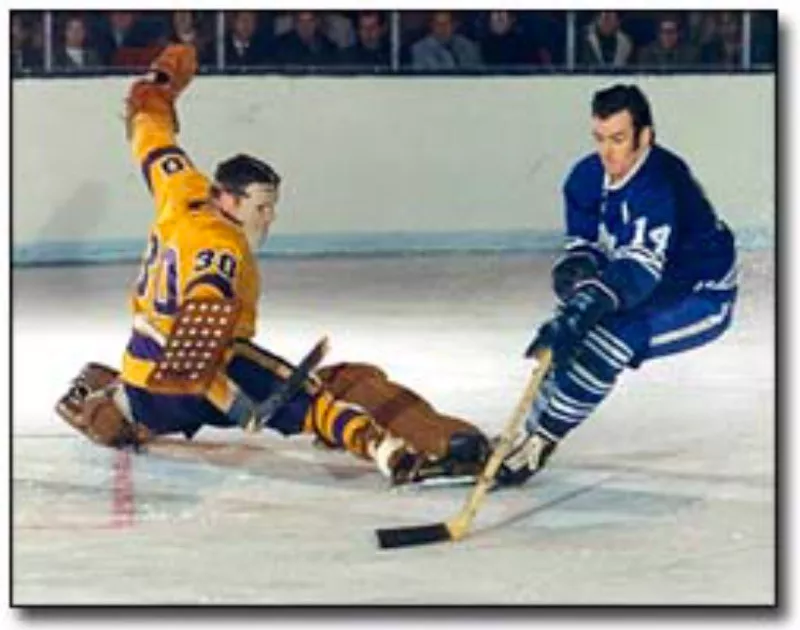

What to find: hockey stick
left=244, top=336, right=330, bottom=432
left=376, top=347, right=552, bottom=549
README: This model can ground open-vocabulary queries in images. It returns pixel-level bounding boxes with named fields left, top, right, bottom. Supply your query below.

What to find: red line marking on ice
left=111, top=449, right=135, bottom=528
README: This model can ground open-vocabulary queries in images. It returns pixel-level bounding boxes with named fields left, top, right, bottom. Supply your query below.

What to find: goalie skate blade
left=391, top=474, right=478, bottom=492
left=376, top=523, right=451, bottom=549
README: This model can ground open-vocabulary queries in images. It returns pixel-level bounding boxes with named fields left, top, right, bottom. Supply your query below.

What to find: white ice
left=11, top=251, right=775, bottom=605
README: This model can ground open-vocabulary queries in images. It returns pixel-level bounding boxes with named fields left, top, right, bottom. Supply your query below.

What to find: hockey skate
left=388, top=431, right=490, bottom=487
left=495, top=429, right=558, bottom=486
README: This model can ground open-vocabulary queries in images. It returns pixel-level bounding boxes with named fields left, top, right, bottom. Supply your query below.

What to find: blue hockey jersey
left=560, top=144, right=736, bottom=310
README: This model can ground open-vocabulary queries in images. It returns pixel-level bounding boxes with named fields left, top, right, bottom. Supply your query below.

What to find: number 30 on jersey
left=135, top=233, right=237, bottom=315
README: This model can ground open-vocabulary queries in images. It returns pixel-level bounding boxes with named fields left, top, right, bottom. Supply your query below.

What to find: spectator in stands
left=272, top=11, right=339, bottom=66
left=323, top=12, right=356, bottom=50
left=168, top=10, right=213, bottom=66
left=686, top=11, right=719, bottom=51
left=11, top=13, right=43, bottom=74
left=578, top=10, right=633, bottom=68
left=340, top=11, right=390, bottom=68
left=700, top=11, right=743, bottom=68
left=225, top=10, right=269, bottom=67
left=397, top=11, right=427, bottom=65
left=750, top=10, right=777, bottom=66
left=54, top=15, right=102, bottom=70
left=521, top=11, right=563, bottom=65
left=95, top=10, right=137, bottom=66
left=480, top=10, right=548, bottom=67
left=616, top=11, right=658, bottom=52
left=115, top=14, right=168, bottom=68
left=637, top=13, right=698, bottom=68
left=410, top=11, right=483, bottom=70
left=273, top=11, right=353, bottom=50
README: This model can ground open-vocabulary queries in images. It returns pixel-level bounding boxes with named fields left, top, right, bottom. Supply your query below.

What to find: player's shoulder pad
left=629, top=148, right=676, bottom=197
left=196, top=211, right=248, bottom=247
left=563, top=152, right=604, bottom=191
left=184, top=215, right=249, bottom=266
left=645, top=144, right=697, bottom=191
left=181, top=214, right=249, bottom=299
left=622, top=161, right=678, bottom=224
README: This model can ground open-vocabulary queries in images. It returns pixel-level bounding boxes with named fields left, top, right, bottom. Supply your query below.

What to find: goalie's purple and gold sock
left=302, top=390, right=383, bottom=461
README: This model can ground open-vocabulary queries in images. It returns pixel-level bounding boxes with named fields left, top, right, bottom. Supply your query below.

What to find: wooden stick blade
left=375, top=349, right=553, bottom=550
left=376, top=523, right=451, bottom=549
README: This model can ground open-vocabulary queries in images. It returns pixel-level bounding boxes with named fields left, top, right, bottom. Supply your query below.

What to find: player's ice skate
left=495, top=430, right=558, bottom=486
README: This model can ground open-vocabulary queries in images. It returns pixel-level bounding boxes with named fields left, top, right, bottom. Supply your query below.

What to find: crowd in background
left=12, top=9, right=777, bottom=76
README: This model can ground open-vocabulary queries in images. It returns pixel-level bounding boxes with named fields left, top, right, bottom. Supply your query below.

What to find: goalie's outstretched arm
left=125, top=44, right=205, bottom=212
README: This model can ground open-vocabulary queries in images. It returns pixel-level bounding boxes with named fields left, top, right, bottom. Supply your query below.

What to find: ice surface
left=11, top=251, right=775, bottom=605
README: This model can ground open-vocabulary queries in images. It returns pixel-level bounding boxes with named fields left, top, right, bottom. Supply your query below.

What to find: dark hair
left=213, top=154, right=281, bottom=195
left=591, top=84, right=655, bottom=146
left=358, top=10, right=386, bottom=27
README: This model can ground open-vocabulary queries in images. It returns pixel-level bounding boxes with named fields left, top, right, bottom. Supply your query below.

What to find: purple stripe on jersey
left=184, top=273, right=235, bottom=299
left=332, top=408, right=362, bottom=446
left=140, top=145, right=189, bottom=192
left=126, top=331, right=164, bottom=361
left=166, top=249, right=178, bottom=306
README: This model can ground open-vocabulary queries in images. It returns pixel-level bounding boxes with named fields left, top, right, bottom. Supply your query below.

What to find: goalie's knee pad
left=316, top=362, right=388, bottom=397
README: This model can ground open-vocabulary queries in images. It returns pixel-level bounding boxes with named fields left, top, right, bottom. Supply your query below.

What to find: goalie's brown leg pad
left=318, top=362, right=485, bottom=459
left=316, top=363, right=387, bottom=397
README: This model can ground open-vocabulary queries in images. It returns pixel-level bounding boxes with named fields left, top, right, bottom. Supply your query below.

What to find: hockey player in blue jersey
left=499, top=84, right=737, bottom=485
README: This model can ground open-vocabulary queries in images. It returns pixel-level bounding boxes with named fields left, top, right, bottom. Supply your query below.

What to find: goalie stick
left=376, top=348, right=553, bottom=549
left=244, top=336, right=330, bottom=432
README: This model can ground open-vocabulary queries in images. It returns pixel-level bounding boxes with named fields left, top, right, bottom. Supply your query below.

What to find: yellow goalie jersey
left=121, top=68, right=260, bottom=411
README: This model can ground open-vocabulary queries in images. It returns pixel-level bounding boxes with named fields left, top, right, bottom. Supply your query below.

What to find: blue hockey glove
left=552, top=251, right=600, bottom=302
left=525, top=280, right=618, bottom=366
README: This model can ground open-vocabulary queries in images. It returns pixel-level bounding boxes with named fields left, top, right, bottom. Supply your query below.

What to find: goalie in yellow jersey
left=54, top=44, right=489, bottom=485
